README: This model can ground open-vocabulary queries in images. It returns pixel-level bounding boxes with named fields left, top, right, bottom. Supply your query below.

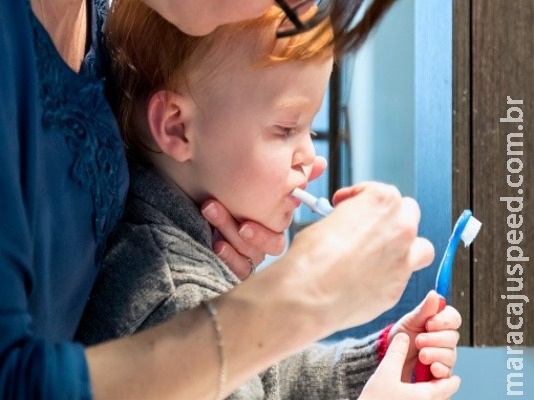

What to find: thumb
left=375, top=333, right=410, bottom=379
left=332, top=182, right=371, bottom=205
left=308, top=156, right=327, bottom=182
left=409, top=290, right=442, bottom=328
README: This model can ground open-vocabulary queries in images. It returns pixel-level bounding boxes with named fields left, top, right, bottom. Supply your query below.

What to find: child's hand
left=389, top=290, right=461, bottom=382
left=360, top=333, right=461, bottom=399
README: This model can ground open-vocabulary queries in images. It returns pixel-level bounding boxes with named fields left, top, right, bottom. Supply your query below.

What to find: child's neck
left=149, top=158, right=204, bottom=208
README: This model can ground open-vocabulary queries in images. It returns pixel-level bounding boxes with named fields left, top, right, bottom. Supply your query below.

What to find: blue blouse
left=0, top=0, right=128, bottom=398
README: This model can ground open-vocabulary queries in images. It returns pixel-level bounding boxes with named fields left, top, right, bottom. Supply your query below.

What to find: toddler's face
left=186, top=56, right=333, bottom=233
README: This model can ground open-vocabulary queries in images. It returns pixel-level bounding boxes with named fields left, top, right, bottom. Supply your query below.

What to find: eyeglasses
left=275, top=0, right=334, bottom=38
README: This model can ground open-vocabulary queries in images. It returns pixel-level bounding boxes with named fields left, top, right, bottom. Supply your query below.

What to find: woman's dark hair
left=330, top=0, right=395, bottom=56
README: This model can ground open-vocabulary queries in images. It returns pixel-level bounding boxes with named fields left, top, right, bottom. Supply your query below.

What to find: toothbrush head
left=451, top=210, right=482, bottom=247
left=315, top=197, right=334, bottom=216
left=461, top=214, right=482, bottom=247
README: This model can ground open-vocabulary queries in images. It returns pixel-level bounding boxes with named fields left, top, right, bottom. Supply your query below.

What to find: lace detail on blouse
left=29, top=0, right=125, bottom=258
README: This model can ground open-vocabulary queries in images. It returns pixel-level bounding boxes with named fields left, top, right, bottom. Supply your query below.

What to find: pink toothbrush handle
left=414, top=358, right=434, bottom=382
left=414, top=297, right=447, bottom=382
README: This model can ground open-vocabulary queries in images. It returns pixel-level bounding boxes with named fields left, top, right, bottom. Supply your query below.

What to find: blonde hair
left=106, top=0, right=334, bottom=154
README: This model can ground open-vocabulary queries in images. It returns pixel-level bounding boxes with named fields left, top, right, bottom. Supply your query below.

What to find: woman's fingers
left=201, top=200, right=286, bottom=279
left=212, top=241, right=257, bottom=280
left=202, top=201, right=285, bottom=257
left=237, top=222, right=286, bottom=256
left=333, top=185, right=433, bottom=274
left=400, top=196, right=421, bottom=227
left=307, top=156, right=327, bottom=182
left=332, top=181, right=401, bottom=206
left=202, top=201, right=249, bottom=256
left=407, top=237, right=435, bottom=272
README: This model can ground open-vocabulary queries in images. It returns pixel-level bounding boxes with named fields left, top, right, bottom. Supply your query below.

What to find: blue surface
left=454, top=348, right=534, bottom=399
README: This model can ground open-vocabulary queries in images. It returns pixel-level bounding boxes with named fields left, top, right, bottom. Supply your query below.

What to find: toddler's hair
left=105, top=0, right=334, bottom=156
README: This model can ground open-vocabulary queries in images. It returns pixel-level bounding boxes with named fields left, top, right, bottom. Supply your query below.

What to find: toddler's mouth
left=290, top=188, right=333, bottom=217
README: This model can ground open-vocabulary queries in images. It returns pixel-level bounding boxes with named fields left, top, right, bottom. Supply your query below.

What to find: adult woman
left=0, top=0, right=459, bottom=399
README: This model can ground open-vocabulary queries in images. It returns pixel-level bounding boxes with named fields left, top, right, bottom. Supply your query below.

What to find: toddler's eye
left=276, top=127, right=316, bottom=138
left=279, top=126, right=298, bottom=137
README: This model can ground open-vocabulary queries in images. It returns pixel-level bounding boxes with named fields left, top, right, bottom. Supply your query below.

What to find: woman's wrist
left=213, top=256, right=329, bottom=393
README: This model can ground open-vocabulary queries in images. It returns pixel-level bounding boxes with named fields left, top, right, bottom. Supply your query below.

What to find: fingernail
left=215, top=245, right=226, bottom=258
left=416, top=334, right=426, bottom=347
left=398, top=333, right=409, bottom=344
left=239, top=225, right=254, bottom=240
left=317, top=155, right=327, bottom=165
left=420, top=350, right=427, bottom=363
left=438, top=297, right=447, bottom=311
left=202, top=204, right=218, bottom=220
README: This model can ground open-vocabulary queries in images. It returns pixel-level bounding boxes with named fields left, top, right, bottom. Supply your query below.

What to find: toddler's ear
left=147, top=90, right=192, bottom=162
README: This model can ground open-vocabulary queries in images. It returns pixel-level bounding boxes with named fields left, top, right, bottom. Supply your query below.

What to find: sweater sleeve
left=276, top=328, right=390, bottom=399
left=0, top=1, right=93, bottom=399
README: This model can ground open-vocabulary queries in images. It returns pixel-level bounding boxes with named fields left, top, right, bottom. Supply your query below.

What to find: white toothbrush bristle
left=461, top=216, right=482, bottom=247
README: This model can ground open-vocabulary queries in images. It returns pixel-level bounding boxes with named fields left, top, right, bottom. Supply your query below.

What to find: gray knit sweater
left=76, top=163, right=384, bottom=399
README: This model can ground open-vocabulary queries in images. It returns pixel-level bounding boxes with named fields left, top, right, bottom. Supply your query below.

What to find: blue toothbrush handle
left=435, top=237, right=460, bottom=298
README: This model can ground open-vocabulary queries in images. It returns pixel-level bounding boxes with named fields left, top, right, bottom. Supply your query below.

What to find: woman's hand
left=201, top=201, right=286, bottom=279
left=202, top=156, right=327, bottom=280
left=359, top=334, right=461, bottom=400
left=389, top=290, right=462, bottom=382
left=282, top=181, right=435, bottom=331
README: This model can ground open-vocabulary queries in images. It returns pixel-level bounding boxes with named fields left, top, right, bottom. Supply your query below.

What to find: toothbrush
left=291, top=188, right=334, bottom=217
left=414, top=209, right=482, bottom=382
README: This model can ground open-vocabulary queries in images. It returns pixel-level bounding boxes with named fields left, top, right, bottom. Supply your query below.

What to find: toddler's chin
left=265, top=211, right=294, bottom=234
left=236, top=210, right=294, bottom=234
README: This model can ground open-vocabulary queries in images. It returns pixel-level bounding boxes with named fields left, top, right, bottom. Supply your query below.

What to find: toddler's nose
left=292, top=134, right=316, bottom=168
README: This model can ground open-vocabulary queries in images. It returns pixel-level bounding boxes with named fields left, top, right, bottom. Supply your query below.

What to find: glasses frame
left=274, top=0, right=334, bottom=38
